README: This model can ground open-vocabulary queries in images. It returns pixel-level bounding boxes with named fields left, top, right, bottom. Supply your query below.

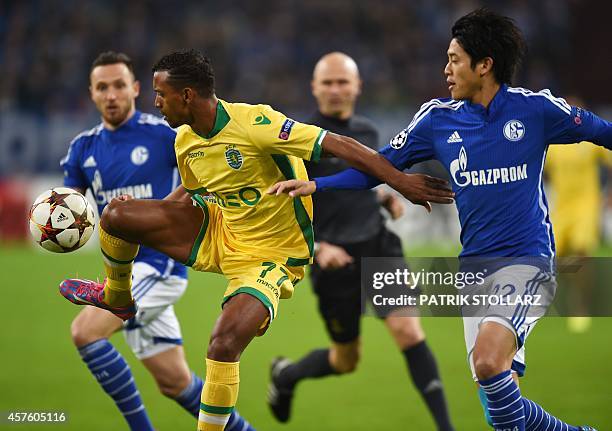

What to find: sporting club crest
left=225, top=146, right=243, bottom=170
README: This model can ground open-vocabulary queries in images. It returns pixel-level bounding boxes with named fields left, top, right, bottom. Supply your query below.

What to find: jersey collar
left=203, top=100, right=230, bottom=139
left=464, top=84, right=508, bottom=118
left=102, top=110, right=141, bottom=133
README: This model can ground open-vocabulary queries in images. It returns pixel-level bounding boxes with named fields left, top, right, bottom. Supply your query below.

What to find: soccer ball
left=29, top=187, right=96, bottom=253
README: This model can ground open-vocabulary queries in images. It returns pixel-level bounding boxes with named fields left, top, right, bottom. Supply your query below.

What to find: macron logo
left=447, top=131, right=463, bottom=143
left=83, top=155, right=97, bottom=168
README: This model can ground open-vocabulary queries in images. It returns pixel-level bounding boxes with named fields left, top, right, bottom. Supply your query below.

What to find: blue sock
left=523, top=398, right=580, bottom=431
left=78, top=339, right=154, bottom=431
left=479, top=370, right=525, bottom=431
left=225, top=409, right=256, bottom=431
left=174, top=372, right=203, bottom=416
left=478, top=386, right=494, bottom=427
left=175, top=372, right=256, bottom=430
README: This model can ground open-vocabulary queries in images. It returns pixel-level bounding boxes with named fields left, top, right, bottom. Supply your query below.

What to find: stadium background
left=1, top=0, right=611, bottom=429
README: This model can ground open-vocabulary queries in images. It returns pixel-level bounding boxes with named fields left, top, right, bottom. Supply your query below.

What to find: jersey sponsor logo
left=131, top=146, right=149, bottom=165
left=449, top=146, right=528, bottom=187
left=95, top=184, right=154, bottom=204
left=390, top=129, right=408, bottom=149
left=210, top=187, right=261, bottom=208
left=278, top=119, right=295, bottom=140
left=447, top=131, right=463, bottom=143
left=92, top=169, right=154, bottom=204
left=253, top=113, right=271, bottom=125
left=503, top=120, right=525, bottom=141
left=83, top=155, right=97, bottom=168
left=188, top=150, right=205, bottom=159
left=224, top=145, right=243, bottom=170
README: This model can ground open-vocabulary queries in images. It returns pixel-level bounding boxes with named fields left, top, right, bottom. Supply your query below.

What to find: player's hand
left=316, top=242, right=354, bottom=270
left=113, top=194, right=134, bottom=202
left=267, top=180, right=316, bottom=197
left=389, top=173, right=454, bottom=213
left=378, top=190, right=405, bottom=220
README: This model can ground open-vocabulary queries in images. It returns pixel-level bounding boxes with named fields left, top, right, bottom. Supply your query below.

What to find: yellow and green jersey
left=546, top=142, right=610, bottom=208
left=174, top=99, right=326, bottom=266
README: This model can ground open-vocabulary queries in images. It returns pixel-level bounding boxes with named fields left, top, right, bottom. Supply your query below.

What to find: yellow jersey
left=174, top=99, right=326, bottom=266
left=546, top=142, right=610, bottom=254
left=545, top=142, right=609, bottom=207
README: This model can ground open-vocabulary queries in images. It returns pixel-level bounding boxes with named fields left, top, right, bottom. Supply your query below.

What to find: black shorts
left=310, top=228, right=414, bottom=343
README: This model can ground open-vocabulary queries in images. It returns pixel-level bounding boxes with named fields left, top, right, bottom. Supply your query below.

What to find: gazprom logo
left=91, top=171, right=153, bottom=204
left=449, top=146, right=528, bottom=187
left=450, top=146, right=470, bottom=187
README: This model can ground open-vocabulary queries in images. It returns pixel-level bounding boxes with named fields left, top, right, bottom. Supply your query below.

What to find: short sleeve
left=380, top=102, right=435, bottom=170
left=60, top=138, right=88, bottom=188
left=543, top=91, right=612, bottom=149
left=248, top=105, right=326, bottom=162
left=174, top=126, right=205, bottom=194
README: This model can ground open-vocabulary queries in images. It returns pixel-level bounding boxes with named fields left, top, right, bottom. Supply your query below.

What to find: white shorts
left=123, top=262, right=188, bottom=359
left=462, top=264, right=556, bottom=380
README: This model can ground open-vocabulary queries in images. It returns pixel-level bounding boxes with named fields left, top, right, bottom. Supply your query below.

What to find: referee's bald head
left=311, top=52, right=362, bottom=120
left=313, top=52, right=360, bottom=81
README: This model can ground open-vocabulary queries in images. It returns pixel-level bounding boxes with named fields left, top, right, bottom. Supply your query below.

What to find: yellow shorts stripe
left=222, top=286, right=275, bottom=320
left=186, top=195, right=210, bottom=267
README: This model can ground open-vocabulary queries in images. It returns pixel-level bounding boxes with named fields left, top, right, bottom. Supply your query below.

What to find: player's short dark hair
left=152, top=49, right=215, bottom=97
left=451, top=8, right=526, bottom=85
left=91, top=51, right=135, bottom=77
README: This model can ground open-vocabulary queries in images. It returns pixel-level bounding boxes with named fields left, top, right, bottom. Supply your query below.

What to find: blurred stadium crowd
left=2, top=0, right=576, bottom=120
left=0, top=0, right=610, bottom=243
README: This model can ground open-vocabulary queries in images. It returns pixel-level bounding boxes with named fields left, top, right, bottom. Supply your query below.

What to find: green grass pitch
left=1, top=244, right=610, bottom=430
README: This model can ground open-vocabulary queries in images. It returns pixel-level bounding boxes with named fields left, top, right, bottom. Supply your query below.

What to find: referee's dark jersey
left=305, top=111, right=384, bottom=244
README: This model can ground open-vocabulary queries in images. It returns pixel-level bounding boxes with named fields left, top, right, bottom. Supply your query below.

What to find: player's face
left=153, top=71, right=190, bottom=128
left=444, top=38, right=481, bottom=101
left=311, top=60, right=361, bottom=119
left=90, top=63, right=139, bottom=128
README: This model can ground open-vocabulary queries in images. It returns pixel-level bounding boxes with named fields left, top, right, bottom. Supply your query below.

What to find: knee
left=473, top=351, right=506, bottom=381
left=330, top=347, right=360, bottom=374
left=387, top=317, right=425, bottom=349
left=207, top=330, right=241, bottom=362
left=70, top=317, right=103, bottom=347
left=100, top=199, right=125, bottom=234
left=157, top=371, right=192, bottom=399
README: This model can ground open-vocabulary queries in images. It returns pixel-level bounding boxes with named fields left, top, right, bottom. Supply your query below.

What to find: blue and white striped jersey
left=61, top=111, right=187, bottom=278
left=316, top=85, right=612, bottom=259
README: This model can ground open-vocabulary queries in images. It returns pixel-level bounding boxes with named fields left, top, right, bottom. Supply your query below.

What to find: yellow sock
left=99, top=226, right=139, bottom=306
left=198, top=359, right=240, bottom=431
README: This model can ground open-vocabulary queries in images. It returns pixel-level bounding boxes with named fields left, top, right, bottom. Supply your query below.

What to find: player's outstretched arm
left=164, top=185, right=192, bottom=203
left=321, top=132, right=454, bottom=209
left=269, top=132, right=454, bottom=211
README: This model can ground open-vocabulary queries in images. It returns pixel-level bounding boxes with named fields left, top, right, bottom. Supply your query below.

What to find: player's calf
left=198, top=294, right=268, bottom=430
left=330, top=341, right=360, bottom=374
left=76, top=339, right=154, bottom=430
left=385, top=314, right=425, bottom=349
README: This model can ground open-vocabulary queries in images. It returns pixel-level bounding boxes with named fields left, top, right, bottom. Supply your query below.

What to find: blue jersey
left=60, top=111, right=187, bottom=278
left=316, top=85, right=612, bottom=259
